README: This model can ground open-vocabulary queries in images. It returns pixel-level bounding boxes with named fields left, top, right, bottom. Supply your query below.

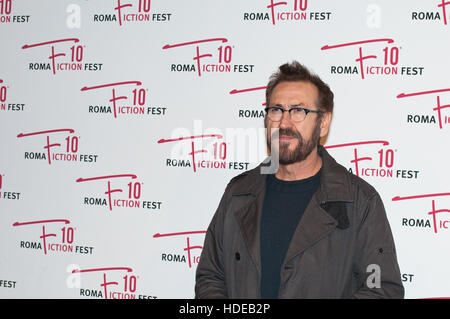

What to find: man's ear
left=319, top=112, right=332, bottom=138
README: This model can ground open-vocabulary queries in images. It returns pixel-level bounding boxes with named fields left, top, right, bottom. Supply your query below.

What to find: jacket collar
left=231, top=145, right=354, bottom=204
left=315, top=145, right=354, bottom=203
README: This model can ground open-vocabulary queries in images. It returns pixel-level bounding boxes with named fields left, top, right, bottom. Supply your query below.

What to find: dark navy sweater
left=260, top=170, right=321, bottom=299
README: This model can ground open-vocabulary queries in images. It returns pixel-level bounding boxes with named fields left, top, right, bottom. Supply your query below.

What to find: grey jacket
left=195, top=146, right=404, bottom=299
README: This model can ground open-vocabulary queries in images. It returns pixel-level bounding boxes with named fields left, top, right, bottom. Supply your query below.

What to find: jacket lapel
left=283, top=146, right=354, bottom=264
left=283, top=194, right=337, bottom=264
left=233, top=192, right=264, bottom=274
left=232, top=164, right=266, bottom=274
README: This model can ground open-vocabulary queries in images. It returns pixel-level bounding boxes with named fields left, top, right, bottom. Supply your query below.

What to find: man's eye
left=292, top=108, right=305, bottom=114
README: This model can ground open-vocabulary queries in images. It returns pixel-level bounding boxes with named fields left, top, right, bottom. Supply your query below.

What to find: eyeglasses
left=264, top=105, right=322, bottom=123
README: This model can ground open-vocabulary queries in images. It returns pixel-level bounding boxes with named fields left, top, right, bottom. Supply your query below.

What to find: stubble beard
left=267, top=120, right=321, bottom=165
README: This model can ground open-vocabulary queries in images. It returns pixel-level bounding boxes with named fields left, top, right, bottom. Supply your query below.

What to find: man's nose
left=279, top=110, right=293, bottom=129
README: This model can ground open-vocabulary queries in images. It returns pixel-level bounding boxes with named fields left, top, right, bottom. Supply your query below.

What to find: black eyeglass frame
left=264, top=105, right=323, bottom=122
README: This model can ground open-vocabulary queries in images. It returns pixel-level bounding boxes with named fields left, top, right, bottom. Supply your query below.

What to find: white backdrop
left=0, top=0, right=449, bottom=299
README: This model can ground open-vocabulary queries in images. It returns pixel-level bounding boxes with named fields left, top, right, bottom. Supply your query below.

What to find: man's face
left=266, top=81, right=331, bottom=165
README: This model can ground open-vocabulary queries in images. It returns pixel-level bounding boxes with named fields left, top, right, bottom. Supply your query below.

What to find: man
left=195, top=61, right=404, bottom=299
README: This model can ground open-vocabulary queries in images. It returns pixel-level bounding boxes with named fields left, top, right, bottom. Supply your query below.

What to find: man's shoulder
left=224, top=164, right=263, bottom=194
left=321, top=145, right=379, bottom=201
left=345, top=167, right=379, bottom=200
left=324, top=150, right=379, bottom=201
left=228, top=168, right=252, bottom=184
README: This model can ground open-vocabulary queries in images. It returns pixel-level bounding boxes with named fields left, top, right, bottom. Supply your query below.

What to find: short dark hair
left=265, top=61, right=334, bottom=114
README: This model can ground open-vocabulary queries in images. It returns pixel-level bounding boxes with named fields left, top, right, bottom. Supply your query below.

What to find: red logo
left=12, top=219, right=93, bottom=255
left=393, top=192, right=450, bottom=233
left=244, top=0, right=331, bottom=24
left=229, top=85, right=267, bottom=119
left=325, top=140, right=419, bottom=180
left=0, top=78, right=24, bottom=112
left=76, top=174, right=161, bottom=212
left=0, top=0, right=30, bottom=23
left=229, top=85, right=267, bottom=107
left=82, top=81, right=146, bottom=118
left=22, top=38, right=103, bottom=74
left=264, top=0, right=330, bottom=24
left=80, top=80, right=166, bottom=118
left=92, top=0, right=171, bottom=25
left=439, top=0, right=450, bottom=24
left=72, top=267, right=141, bottom=299
left=158, top=134, right=227, bottom=173
left=163, top=37, right=254, bottom=77
left=113, top=0, right=150, bottom=25
left=153, top=230, right=206, bottom=268
left=412, top=1, right=450, bottom=25
left=321, top=38, right=424, bottom=79
left=17, top=128, right=98, bottom=165
left=397, top=88, right=450, bottom=129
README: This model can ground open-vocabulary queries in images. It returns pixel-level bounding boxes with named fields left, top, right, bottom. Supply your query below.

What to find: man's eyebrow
left=270, top=102, right=306, bottom=107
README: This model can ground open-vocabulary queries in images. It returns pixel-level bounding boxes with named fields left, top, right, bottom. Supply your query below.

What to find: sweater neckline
left=266, top=169, right=321, bottom=193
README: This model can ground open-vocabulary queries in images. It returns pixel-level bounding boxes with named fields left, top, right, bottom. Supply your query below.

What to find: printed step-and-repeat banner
left=0, top=0, right=449, bottom=299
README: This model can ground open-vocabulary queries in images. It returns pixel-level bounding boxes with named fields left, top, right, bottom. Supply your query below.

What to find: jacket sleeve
left=351, top=192, right=405, bottom=299
left=195, top=184, right=230, bottom=299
